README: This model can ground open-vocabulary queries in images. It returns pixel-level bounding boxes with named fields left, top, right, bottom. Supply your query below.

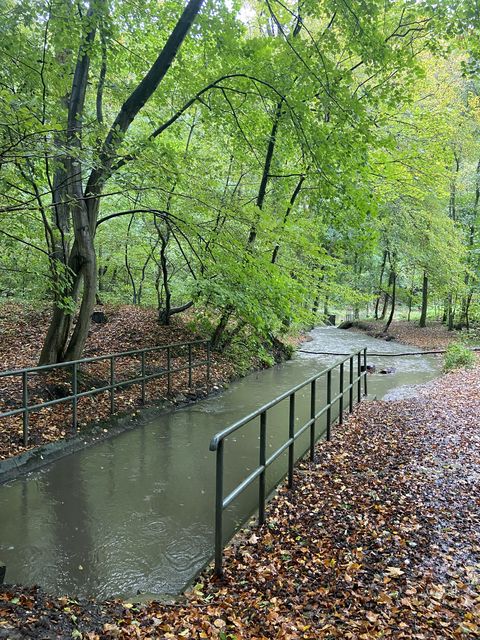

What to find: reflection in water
left=0, top=327, right=441, bottom=598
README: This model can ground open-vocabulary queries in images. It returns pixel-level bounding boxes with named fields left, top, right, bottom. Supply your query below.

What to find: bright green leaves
left=1, top=0, right=480, bottom=345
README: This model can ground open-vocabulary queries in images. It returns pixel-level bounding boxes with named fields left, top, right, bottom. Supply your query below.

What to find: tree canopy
left=1, top=0, right=479, bottom=361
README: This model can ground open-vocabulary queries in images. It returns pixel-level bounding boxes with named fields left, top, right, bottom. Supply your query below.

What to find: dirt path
left=2, top=362, right=479, bottom=638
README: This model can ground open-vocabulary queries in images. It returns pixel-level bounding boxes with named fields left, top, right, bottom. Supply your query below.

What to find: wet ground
left=0, top=328, right=441, bottom=599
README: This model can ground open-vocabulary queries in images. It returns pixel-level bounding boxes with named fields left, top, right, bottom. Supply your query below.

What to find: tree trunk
left=442, top=299, right=448, bottom=324
left=211, top=310, right=232, bottom=351
left=39, top=306, right=72, bottom=365
left=158, top=228, right=171, bottom=324
left=463, top=293, right=473, bottom=331
left=39, top=0, right=205, bottom=364
left=247, top=99, right=284, bottom=246
left=213, top=96, right=285, bottom=347
left=159, top=301, right=193, bottom=325
left=460, top=219, right=476, bottom=329
left=374, top=250, right=387, bottom=320
left=407, top=270, right=415, bottom=322
left=219, top=320, right=246, bottom=351
left=323, top=296, right=329, bottom=317
left=419, top=271, right=428, bottom=328
left=271, top=173, right=306, bottom=264
left=383, top=272, right=396, bottom=333
left=380, top=269, right=394, bottom=320
left=125, top=214, right=138, bottom=304
left=447, top=294, right=454, bottom=331
left=39, top=205, right=97, bottom=363
left=64, top=257, right=97, bottom=362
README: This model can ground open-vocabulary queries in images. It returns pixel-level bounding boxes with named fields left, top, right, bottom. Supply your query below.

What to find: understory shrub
left=443, top=342, right=475, bottom=372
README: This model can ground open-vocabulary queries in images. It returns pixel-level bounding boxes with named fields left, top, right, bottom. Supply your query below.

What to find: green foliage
left=443, top=343, right=475, bottom=372
left=1, top=0, right=480, bottom=353
left=224, top=332, right=281, bottom=376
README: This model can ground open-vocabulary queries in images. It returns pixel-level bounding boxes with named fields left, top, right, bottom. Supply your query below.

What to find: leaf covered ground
left=2, top=361, right=480, bottom=639
left=347, top=319, right=462, bottom=351
left=0, top=304, right=242, bottom=461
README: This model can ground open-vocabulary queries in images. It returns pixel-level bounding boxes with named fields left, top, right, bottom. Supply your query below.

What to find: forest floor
left=2, top=356, right=480, bottom=638
left=345, top=319, right=468, bottom=351
left=0, top=303, right=291, bottom=461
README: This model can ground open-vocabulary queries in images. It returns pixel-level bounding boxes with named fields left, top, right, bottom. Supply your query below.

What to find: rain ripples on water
left=0, top=327, right=441, bottom=598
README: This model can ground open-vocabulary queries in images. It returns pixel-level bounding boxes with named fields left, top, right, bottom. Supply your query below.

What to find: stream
left=0, top=327, right=441, bottom=599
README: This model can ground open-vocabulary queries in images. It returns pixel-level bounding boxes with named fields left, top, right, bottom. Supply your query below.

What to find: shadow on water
left=0, top=327, right=441, bottom=599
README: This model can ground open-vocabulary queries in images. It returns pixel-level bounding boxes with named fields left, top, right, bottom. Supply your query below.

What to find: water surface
left=0, top=327, right=441, bottom=598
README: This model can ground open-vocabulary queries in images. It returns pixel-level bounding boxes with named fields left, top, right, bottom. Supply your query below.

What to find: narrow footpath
left=2, top=356, right=479, bottom=639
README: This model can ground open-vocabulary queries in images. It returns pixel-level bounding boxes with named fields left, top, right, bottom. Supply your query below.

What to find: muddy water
left=0, top=328, right=441, bottom=599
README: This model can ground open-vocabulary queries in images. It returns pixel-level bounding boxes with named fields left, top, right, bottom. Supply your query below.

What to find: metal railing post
left=326, top=369, right=332, bottom=441
left=167, top=347, right=172, bottom=395
left=206, top=342, right=211, bottom=391
left=310, top=380, right=316, bottom=461
left=258, top=411, right=267, bottom=525
left=188, top=343, right=193, bottom=388
left=110, top=356, right=115, bottom=414
left=72, top=363, right=78, bottom=431
left=339, top=362, right=344, bottom=425
left=141, top=351, right=146, bottom=404
left=288, top=393, right=295, bottom=489
left=357, top=351, right=362, bottom=402
left=214, top=439, right=224, bottom=576
left=349, top=356, right=354, bottom=412
left=363, top=348, right=368, bottom=396
left=22, top=371, right=29, bottom=446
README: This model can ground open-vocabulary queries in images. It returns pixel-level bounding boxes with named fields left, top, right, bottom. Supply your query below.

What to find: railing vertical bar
left=339, top=362, right=344, bottom=425
left=357, top=351, right=362, bottom=402
left=167, top=347, right=171, bottom=396
left=288, top=393, right=295, bottom=489
left=72, top=363, right=78, bottom=432
left=310, top=380, right=316, bottom=461
left=214, top=439, right=225, bottom=576
left=258, top=411, right=267, bottom=525
left=188, top=343, right=193, bottom=388
left=141, top=351, right=146, bottom=404
left=22, top=371, right=29, bottom=446
left=326, top=369, right=332, bottom=441
left=206, top=342, right=211, bottom=391
left=363, top=348, right=368, bottom=396
left=349, top=356, right=354, bottom=412
left=110, top=356, right=115, bottom=414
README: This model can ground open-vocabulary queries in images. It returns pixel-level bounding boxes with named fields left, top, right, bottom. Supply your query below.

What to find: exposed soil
left=2, top=360, right=479, bottom=639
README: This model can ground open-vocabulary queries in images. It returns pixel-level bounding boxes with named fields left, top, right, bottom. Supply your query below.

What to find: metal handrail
left=210, top=347, right=368, bottom=575
left=0, top=339, right=211, bottom=446
left=0, top=339, right=208, bottom=377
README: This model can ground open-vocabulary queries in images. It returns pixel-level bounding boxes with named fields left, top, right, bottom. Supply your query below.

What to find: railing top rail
left=0, top=339, right=209, bottom=378
left=209, top=347, right=366, bottom=451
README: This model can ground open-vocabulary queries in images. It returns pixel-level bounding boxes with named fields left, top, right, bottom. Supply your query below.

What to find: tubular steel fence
left=209, top=347, right=368, bottom=575
left=0, top=340, right=211, bottom=446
